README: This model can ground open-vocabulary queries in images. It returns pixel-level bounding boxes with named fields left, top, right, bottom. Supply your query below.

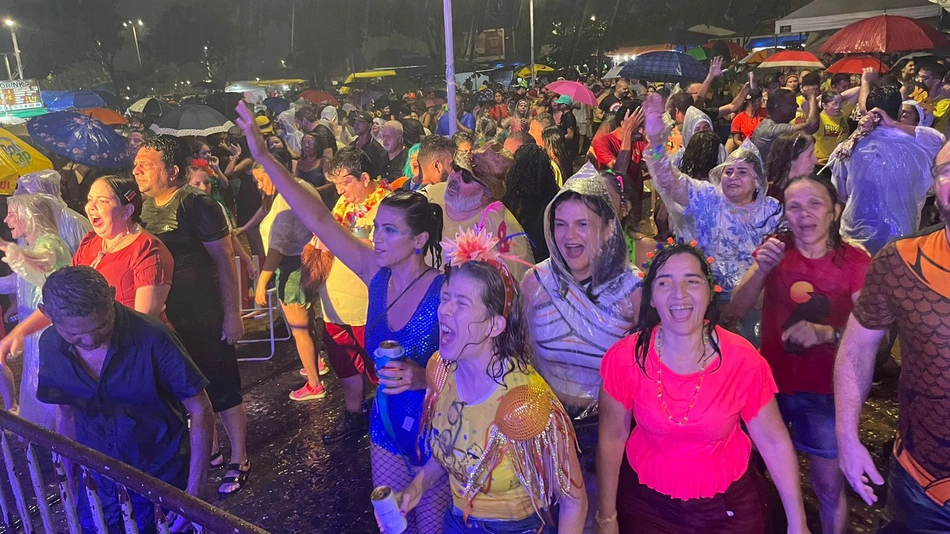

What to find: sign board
left=0, top=80, right=42, bottom=113
left=474, top=29, right=506, bottom=61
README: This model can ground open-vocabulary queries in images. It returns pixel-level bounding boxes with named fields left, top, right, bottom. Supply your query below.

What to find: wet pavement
left=214, top=320, right=900, bottom=534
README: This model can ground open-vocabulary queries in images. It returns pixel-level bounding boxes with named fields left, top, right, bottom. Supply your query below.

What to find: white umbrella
left=127, top=97, right=175, bottom=116
left=603, top=65, right=626, bottom=80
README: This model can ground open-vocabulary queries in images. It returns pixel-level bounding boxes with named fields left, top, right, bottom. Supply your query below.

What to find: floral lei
left=331, top=185, right=389, bottom=228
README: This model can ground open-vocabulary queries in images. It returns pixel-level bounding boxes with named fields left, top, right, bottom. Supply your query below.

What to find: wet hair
left=502, top=143, right=558, bottom=217
left=531, top=113, right=555, bottom=130
left=265, top=134, right=294, bottom=170
left=95, top=175, right=143, bottom=223
left=765, top=131, right=813, bottom=193
left=801, top=72, right=821, bottom=87
left=916, top=59, right=947, bottom=81
left=831, top=73, right=851, bottom=88
left=766, top=88, right=796, bottom=119
left=758, top=72, right=782, bottom=92
left=444, top=261, right=528, bottom=385
left=669, top=94, right=694, bottom=118
left=632, top=244, right=722, bottom=376
left=191, top=140, right=211, bottom=158
left=680, top=130, right=722, bottom=181
left=379, top=190, right=443, bottom=268
left=310, top=125, right=338, bottom=156
left=866, top=85, right=903, bottom=120
left=141, top=136, right=186, bottom=172
left=42, top=266, right=116, bottom=323
left=452, top=131, right=474, bottom=148
left=399, top=118, right=426, bottom=147
left=542, top=126, right=571, bottom=180
left=328, top=146, right=372, bottom=177
left=780, top=174, right=844, bottom=256
left=820, top=90, right=841, bottom=107
left=506, top=131, right=536, bottom=149
left=418, top=135, right=456, bottom=166
left=476, top=117, right=497, bottom=140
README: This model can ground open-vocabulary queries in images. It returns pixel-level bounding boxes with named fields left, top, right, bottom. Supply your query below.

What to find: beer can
left=370, top=485, right=407, bottom=534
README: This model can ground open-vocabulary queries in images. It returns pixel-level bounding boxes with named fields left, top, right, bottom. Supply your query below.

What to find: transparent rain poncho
left=522, top=163, right=642, bottom=417
left=14, top=170, right=92, bottom=255
left=648, top=140, right=783, bottom=296
left=671, top=107, right=727, bottom=170
left=828, top=122, right=944, bottom=255
left=0, top=193, right=71, bottom=428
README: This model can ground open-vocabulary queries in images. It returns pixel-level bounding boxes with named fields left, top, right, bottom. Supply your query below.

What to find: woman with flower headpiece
left=390, top=228, right=587, bottom=533
left=0, top=193, right=71, bottom=425
left=595, top=242, right=808, bottom=534
left=641, top=93, right=782, bottom=340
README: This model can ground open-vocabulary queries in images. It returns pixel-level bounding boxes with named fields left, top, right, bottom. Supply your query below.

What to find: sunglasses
left=451, top=163, right=477, bottom=184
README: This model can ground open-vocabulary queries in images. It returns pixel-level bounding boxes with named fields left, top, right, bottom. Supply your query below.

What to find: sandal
left=218, top=461, right=251, bottom=495
left=209, top=451, right=225, bottom=469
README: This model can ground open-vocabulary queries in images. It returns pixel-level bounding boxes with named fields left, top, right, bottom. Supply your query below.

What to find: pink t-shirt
left=601, top=326, right=777, bottom=500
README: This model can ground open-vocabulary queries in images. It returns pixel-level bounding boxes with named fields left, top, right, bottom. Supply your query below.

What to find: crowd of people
left=0, top=49, right=946, bottom=534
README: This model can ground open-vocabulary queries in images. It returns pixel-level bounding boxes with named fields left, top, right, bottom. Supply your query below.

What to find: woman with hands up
left=235, top=103, right=450, bottom=533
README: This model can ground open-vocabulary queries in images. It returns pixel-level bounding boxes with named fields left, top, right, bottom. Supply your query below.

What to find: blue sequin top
left=366, top=268, right=444, bottom=464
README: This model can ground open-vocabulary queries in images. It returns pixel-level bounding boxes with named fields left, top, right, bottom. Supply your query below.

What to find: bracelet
left=646, top=144, right=666, bottom=160
left=595, top=510, right=618, bottom=525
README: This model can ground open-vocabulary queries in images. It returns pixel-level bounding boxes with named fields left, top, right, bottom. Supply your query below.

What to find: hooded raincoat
left=672, top=107, right=727, bottom=170
left=522, top=164, right=642, bottom=416
left=15, top=170, right=92, bottom=255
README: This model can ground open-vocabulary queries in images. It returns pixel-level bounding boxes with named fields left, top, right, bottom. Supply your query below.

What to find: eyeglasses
left=451, top=163, right=477, bottom=184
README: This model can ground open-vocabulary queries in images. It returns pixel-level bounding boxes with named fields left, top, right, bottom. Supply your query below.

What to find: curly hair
left=680, top=130, right=722, bottom=181
left=445, top=261, right=528, bottom=385
left=42, top=266, right=116, bottom=323
left=633, top=243, right=723, bottom=376
left=502, top=143, right=558, bottom=205
left=142, top=135, right=186, bottom=171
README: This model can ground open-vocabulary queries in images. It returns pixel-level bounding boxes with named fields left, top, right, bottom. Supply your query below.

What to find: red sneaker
left=289, top=383, right=326, bottom=402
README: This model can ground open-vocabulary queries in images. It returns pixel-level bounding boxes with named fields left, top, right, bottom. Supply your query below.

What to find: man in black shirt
left=134, top=136, right=250, bottom=496
left=557, top=95, right=579, bottom=163
left=379, top=120, right=407, bottom=182
left=350, top=111, right=387, bottom=178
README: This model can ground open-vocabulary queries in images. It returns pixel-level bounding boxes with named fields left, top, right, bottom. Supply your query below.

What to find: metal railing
left=0, top=410, right=268, bottom=534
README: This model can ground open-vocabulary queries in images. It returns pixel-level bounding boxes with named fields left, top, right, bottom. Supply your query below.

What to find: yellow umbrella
left=516, top=64, right=555, bottom=78
left=0, top=127, right=53, bottom=196
left=339, top=70, right=398, bottom=95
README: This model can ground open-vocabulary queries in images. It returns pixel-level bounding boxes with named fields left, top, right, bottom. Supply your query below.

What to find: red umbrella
left=758, top=50, right=825, bottom=69
left=543, top=80, right=598, bottom=107
left=826, top=56, right=889, bottom=75
left=78, top=107, right=128, bottom=126
left=299, top=89, right=340, bottom=106
left=819, top=15, right=948, bottom=54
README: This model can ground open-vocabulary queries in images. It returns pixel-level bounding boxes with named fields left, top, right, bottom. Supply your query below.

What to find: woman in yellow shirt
left=390, top=230, right=587, bottom=533
left=814, top=91, right=850, bottom=166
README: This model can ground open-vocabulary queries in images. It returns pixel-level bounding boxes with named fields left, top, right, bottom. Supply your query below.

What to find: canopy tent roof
left=775, top=0, right=942, bottom=34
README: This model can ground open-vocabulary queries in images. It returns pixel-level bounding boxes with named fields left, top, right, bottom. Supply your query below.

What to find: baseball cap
left=556, top=95, right=574, bottom=106
left=352, top=111, right=374, bottom=123
left=255, top=116, right=274, bottom=134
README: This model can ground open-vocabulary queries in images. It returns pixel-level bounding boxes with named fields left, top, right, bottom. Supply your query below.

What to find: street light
left=4, top=19, right=23, bottom=80
left=123, top=19, right=143, bottom=68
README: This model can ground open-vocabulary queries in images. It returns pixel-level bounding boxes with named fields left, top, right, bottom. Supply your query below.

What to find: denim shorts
left=880, top=457, right=950, bottom=533
left=776, top=392, right=837, bottom=459
left=442, top=507, right=556, bottom=534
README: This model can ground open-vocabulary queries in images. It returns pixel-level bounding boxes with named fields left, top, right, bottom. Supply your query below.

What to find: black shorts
left=175, top=325, right=242, bottom=412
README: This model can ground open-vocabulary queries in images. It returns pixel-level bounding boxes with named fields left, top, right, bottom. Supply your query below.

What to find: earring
left=414, top=247, right=421, bottom=255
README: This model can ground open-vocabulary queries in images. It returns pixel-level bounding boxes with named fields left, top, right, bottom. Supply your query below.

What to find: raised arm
left=693, top=56, right=723, bottom=104
left=641, top=93, right=690, bottom=207
left=235, top=102, right=378, bottom=284
left=719, top=72, right=752, bottom=119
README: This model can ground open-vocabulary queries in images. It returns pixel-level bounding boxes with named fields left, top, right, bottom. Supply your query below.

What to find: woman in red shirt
left=0, top=175, right=174, bottom=354
left=729, top=88, right=765, bottom=150
left=725, top=175, right=870, bottom=534
left=596, top=242, right=808, bottom=534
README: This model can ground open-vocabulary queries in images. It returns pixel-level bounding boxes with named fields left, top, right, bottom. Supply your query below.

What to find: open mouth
left=669, top=304, right=693, bottom=321
left=90, top=215, right=104, bottom=229
left=439, top=323, right=456, bottom=347
left=563, top=243, right=584, bottom=260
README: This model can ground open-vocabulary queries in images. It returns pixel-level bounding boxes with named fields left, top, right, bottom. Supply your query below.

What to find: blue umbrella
left=262, top=96, right=290, bottom=115
left=47, top=90, right=115, bottom=111
left=618, top=51, right=708, bottom=84
left=27, top=111, right=131, bottom=170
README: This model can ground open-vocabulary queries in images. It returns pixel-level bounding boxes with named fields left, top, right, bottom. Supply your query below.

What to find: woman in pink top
left=595, top=243, right=809, bottom=534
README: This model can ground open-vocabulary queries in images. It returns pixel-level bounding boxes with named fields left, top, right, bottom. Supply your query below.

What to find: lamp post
left=4, top=20, right=22, bottom=80
left=444, top=0, right=457, bottom=136
left=123, top=19, right=143, bottom=68
left=529, top=0, right=536, bottom=88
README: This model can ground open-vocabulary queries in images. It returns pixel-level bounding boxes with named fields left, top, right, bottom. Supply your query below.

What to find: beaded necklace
left=655, top=325, right=712, bottom=426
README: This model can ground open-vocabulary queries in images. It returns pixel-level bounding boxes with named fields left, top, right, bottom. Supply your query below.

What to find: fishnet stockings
left=371, top=444, right=451, bottom=534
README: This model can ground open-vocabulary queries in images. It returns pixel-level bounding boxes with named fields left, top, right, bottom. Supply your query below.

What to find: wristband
left=595, top=510, right=618, bottom=525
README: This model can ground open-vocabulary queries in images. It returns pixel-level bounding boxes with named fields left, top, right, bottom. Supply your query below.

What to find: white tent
left=775, top=0, right=942, bottom=34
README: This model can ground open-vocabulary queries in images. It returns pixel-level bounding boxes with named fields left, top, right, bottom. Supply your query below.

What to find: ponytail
left=379, top=190, right=444, bottom=268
